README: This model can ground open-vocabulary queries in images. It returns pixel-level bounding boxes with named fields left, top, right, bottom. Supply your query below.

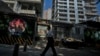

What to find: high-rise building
left=43, top=8, right=52, bottom=20
left=96, top=15, right=100, bottom=22
left=52, top=0, right=97, bottom=24
left=52, top=0, right=97, bottom=39
left=2, top=0, right=44, bottom=17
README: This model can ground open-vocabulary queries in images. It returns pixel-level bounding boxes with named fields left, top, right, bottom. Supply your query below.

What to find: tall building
left=52, top=0, right=97, bottom=39
left=2, top=0, right=44, bottom=17
left=43, top=8, right=52, bottom=20
left=52, top=0, right=97, bottom=23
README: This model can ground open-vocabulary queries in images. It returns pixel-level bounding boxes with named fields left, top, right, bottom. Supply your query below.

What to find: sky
left=44, top=0, right=52, bottom=10
left=97, top=3, right=100, bottom=15
left=44, top=0, right=100, bottom=15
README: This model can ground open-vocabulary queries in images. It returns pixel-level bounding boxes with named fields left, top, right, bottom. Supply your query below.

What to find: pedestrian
left=41, top=25, right=57, bottom=56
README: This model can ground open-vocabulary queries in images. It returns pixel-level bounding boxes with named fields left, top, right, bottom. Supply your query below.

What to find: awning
left=79, top=20, right=100, bottom=29
left=51, top=21, right=73, bottom=28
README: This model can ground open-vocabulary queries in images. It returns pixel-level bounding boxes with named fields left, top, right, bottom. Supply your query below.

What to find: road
left=0, top=44, right=100, bottom=56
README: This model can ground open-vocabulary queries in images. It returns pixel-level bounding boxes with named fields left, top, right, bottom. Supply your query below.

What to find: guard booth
left=51, top=21, right=73, bottom=39
left=0, top=13, right=37, bottom=45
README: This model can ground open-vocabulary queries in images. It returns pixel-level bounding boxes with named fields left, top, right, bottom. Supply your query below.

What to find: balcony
left=58, top=4, right=67, bottom=6
left=78, top=9, right=84, bottom=11
left=57, top=7, right=67, bottom=10
left=85, top=5, right=96, bottom=8
left=58, top=16, right=67, bottom=19
left=78, top=14, right=84, bottom=16
left=85, top=4, right=96, bottom=8
left=58, top=0, right=67, bottom=2
left=69, top=5, right=74, bottom=7
left=85, top=12, right=97, bottom=16
left=78, top=6, right=84, bottom=8
left=79, top=19, right=85, bottom=20
left=70, top=8, right=75, bottom=10
left=70, top=17, right=75, bottom=20
left=79, top=19, right=85, bottom=23
left=59, top=18, right=67, bottom=20
left=19, top=9, right=35, bottom=14
left=77, top=2, right=83, bottom=4
left=70, top=13, right=75, bottom=15
left=91, top=2, right=96, bottom=4
left=69, top=2, right=74, bottom=4
left=92, top=9, right=97, bottom=12
left=58, top=11, right=67, bottom=14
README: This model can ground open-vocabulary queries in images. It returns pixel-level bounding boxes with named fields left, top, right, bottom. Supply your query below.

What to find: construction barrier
left=0, top=36, right=33, bottom=45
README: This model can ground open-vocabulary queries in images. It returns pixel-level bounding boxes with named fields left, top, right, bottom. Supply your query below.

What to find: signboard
left=0, top=13, right=37, bottom=45
left=38, top=25, right=47, bottom=38
left=8, top=18, right=27, bottom=35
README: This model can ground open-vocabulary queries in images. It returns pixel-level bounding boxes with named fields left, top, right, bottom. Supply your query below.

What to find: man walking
left=41, top=25, right=57, bottom=56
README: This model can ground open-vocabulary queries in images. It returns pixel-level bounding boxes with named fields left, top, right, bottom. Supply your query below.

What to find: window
left=78, top=11, right=83, bottom=14
left=78, top=4, right=82, bottom=6
left=79, top=20, right=84, bottom=23
left=59, top=18, right=67, bottom=21
left=59, top=6, right=67, bottom=8
left=59, top=2, right=67, bottom=5
left=77, top=0, right=82, bottom=2
left=79, top=15, right=84, bottom=18
left=70, top=19, right=75, bottom=23
left=87, top=16, right=92, bottom=19
left=59, top=14, right=67, bottom=17
left=21, top=4, right=35, bottom=10
left=86, top=8, right=92, bottom=11
left=69, top=7, right=74, bottom=9
left=69, top=3, right=74, bottom=5
left=69, top=0, right=74, bottom=1
left=9, top=0, right=14, bottom=1
left=59, top=10, right=67, bottom=12
left=60, top=0, right=66, bottom=1
left=70, top=15, right=75, bottom=17
left=78, top=8, right=83, bottom=10
left=70, top=11, right=75, bottom=13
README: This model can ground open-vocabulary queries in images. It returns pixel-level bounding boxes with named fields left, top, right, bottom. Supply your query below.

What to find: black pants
left=41, top=37, right=57, bottom=56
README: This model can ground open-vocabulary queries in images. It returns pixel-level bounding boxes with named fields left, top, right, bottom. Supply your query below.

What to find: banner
left=0, top=13, right=37, bottom=45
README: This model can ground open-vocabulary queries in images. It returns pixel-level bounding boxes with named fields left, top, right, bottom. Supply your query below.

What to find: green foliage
left=84, top=29, right=100, bottom=42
